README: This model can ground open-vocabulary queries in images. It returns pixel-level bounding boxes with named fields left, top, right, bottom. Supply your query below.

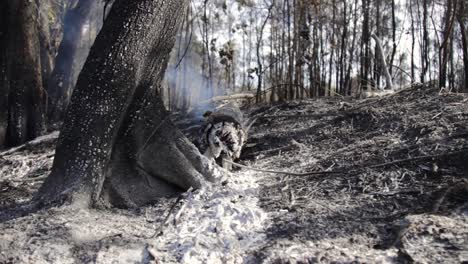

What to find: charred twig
left=98, top=233, right=122, bottom=241
left=366, top=148, right=468, bottom=169
left=368, top=190, right=421, bottom=197
left=224, top=159, right=344, bottom=176
left=135, top=116, right=169, bottom=159
left=257, top=113, right=327, bottom=120
left=152, top=187, right=193, bottom=238
left=11, top=176, right=48, bottom=182
left=431, top=186, right=453, bottom=213
left=244, top=140, right=303, bottom=157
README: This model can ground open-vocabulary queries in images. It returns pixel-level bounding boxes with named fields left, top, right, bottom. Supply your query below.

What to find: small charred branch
left=366, top=148, right=468, bottom=169
left=224, top=159, right=345, bottom=176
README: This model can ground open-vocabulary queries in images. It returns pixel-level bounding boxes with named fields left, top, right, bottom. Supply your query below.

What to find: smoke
left=163, top=35, right=230, bottom=113
left=47, top=0, right=105, bottom=114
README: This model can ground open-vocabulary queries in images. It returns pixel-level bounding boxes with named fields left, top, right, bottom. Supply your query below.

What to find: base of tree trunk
left=34, top=0, right=220, bottom=209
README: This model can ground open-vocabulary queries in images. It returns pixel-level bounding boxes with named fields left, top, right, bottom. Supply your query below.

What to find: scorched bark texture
left=36, top=0, right=217, bottom=208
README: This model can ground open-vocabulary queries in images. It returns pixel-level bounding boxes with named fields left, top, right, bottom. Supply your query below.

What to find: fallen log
left=199, top=94, right=254, bottom=105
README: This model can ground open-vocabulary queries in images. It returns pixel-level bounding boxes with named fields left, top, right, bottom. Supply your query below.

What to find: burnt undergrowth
left=0, top=83, right=466, bottom=262
left=242, top=83, right=468, bottom=262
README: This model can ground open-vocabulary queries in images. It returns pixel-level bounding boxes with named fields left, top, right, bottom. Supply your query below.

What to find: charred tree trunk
left=36, top=0, right=218, bottom=208
left=38, top=0, right=56, bottom=94
left=0, top=0, right=8, bottom=147
left=256, top=2, right=273, bottom=103
left=439, top=0, right=456, bottom=89
left=389, top=0, right=397, bottom=76
left=0, top=0, right=46, bottom=148
left=286, top=0, right=295, bottom=100
left=374, top=0, right=382, bottom=88
left=421, top=0, right=430, bottom=82
left=458, top=1, right=468, bottom=92
left=410, top=0, right=416, bottom=81
left=360, top=0, right=371, bottom=91
left=338, top=0, right=348, bottom=95
left=345, top=0, right=358, bottom=96
left=47, top=0, right=96, bottom=124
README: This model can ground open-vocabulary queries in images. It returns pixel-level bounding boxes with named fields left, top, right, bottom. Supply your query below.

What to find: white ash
left=148, top=170, right=268, bottom=263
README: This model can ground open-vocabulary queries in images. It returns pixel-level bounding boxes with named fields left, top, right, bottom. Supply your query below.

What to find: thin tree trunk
left=421, top=0, right=429, bottom=82
left=345, top=0, right=358, bottom=96
left=286, top=0, right=295, bottom=99
left=361, top=0, right=371, bottom=91
left=0, top=0, right=9, bottom=148
left=256, top=2, right=274, bottom=103
left=371, top=34, right=393, bottom=90
left=410, top=0, right=416, bottom=81
left=439, top=0, right=456, bottom=89
left=374, top=0, right=381, bottom=87
left=47, top=0, right=96, bottom=124
left=389, top=0, right=397, bottom=75
left=458, top=0, right=468, bottom=92
left=328, top=0, right=336, bottom=96
left=339, top=0, right=347, bottom=95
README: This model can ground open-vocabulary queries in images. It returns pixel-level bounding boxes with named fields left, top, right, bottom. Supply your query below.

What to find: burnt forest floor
left=0, top=82, right=467, bottom=263
left=241, top=83, right=468, bottom=262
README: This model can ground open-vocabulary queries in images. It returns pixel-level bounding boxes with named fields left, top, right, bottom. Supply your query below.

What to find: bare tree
left=439, top=0, right=457, bottom=89
left=256, top=1, right=274, bottom=103
left=458, top=0, right=468, bottom=91
left=371, top=33, right=394, bottom=90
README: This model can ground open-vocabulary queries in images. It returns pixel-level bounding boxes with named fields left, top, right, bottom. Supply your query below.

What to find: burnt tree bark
left=457, top=0, right=468, bottom=91
left=360, top=0, right=371, bottom=91
left=36, top=0, right=218, bottom=208
left=0, top=0, right=46, bottom=148
left=439, top=0, right=456, bottom=89
left=0, top=0, right=8, bottom=148
left=256, top=2, right=274, bottom=103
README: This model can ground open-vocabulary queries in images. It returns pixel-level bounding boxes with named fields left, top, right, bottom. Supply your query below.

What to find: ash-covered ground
left=0, top=83, right=467, bottom=263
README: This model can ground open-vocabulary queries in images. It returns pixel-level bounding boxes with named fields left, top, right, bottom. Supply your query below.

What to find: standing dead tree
left=371, top=33, right=394, bottom=90
left=439, top=0, right=457, bottom=89
left=36, top=0, right=218, bottom=208
left=458, top=0, right=468, bottom=91
left=256, top=0, right=275, bottom=103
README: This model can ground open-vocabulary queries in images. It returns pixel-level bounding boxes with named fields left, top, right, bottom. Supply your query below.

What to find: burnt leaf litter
left=243, top=83, right=468, bottom=262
